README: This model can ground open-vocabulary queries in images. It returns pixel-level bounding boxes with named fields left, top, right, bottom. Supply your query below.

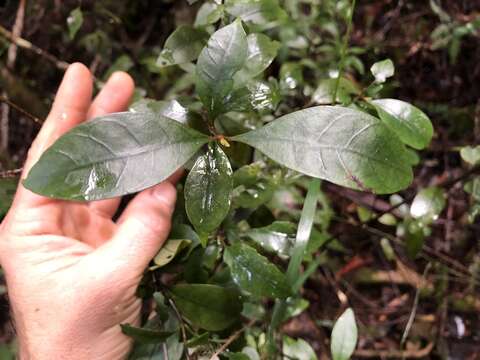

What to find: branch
left=209, top=319, right=256, bottom=360
left=0, top=24, right=69, bottom=70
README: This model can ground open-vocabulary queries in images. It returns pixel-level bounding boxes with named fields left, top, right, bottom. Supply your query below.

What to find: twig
left=0, top=95, right=43, bottom=125
left=167, top=298, right=191, bottom=360
left=209, top=319, right=256, bottom=360
left=354, top=342, right=434, bottom=358
left=0, top=24, right=69, bottom=70
left=0, top=168, right=22, bottom=178
left=7, top=0, right=26, bottom=68
left=1, top=0, right=26, bottom=153
left=332, top=0, right=356, bottom=104
left=400, top=263, right=431, bottom=355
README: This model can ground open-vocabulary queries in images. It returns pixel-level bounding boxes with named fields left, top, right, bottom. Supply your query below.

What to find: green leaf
left=157, top=25, right=209, bottom=68
left=233, top=106, right=413, bottom=194
left=194, top=2, right=224, bottom=27
left=128, top=334, right=183, bottom=360
left=24, top=112, right=209, bottom=201
left=234, top=179, right=275, bottom=209
left=104, top=55, right=134, bottom=80
left=185, top=144, right=233, bottom=238
left=121, top=324, right=173, bottom=344
left=224, top=242, right=291, bottom=298
left=130, top=99, right=189, bottom=124
left=196, top=20, right=248, bottom=117
left=225, top=80, right=281, bottom=113
left=371, top=99, right=433, bottom=150
left=286, top=179, right=319, bottom=289
left=225, top=0, right=287, bottom=25
left=370, top=59, right=394, bottom=83
left=0, top=178, right=17, bottom=216
left=283, top=336, right=317, bottom=360
left=234, top=33, right=280, bottom=85
left=312, top=78, right=360, bottom=105
left=67, top=7, right=83, bottom=40
left=460, top=146, right=480, bottom=166
left=245, top=221, right=296, bottom=256
left=410, top=186, right=446, bottom=224
left=170, top=284, right=242, bottom=331
left=151, top=239, right=192, bottom=270
left=280, top=62, right=303, bottom=90
left=331, top=308, right=358, bottom=360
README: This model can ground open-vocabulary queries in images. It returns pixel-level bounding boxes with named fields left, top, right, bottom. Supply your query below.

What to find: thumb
left=95, top=182, right=177, bottom=275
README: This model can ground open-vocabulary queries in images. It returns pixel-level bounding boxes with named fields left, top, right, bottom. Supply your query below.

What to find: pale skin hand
left=0, top=63, right=177, bottom=359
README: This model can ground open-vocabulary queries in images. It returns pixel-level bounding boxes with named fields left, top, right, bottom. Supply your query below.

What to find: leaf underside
left=24, top=112, right=209, bottom=201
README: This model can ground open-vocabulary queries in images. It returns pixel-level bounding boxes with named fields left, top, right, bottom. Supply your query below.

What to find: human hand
left=0, top=63, right=177, bottom=359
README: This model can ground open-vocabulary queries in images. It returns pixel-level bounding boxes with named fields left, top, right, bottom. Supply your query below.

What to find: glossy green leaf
left=280, top=62, right=303, bottom=90
left=331, top=308, right=358, bottom=360
left=234, top=180, right=275, bottom=208
left=185, top=144, right=233, bottom=237
left=170, top=284, right=242, bottom=331
left=225, top=80, right=281, bottom=113
left=67, top=7, right=83, bottom=40
left=128, top=334, right=183, bottom=360
left=460, top=145, right=480, bottom=166
left=233, top=162, right=263, bottom=187
left=234, top=33, right=280, bottom=85
left=224, top=242, right=291, bottom=298
left=120, top=324, right=173, bottom=344
left=233, top=106, right=413, bottom=194
left=371, top=99, right=433, bottom=150
left=225, top=0, right=287, bottom=25
left=370, top=59, right=394, bottom=83
left=24, top=112, right=209, bottom=201
left=196, top=20, right=247, bottom=117
left=283, top=336, right=317, bottom=360
left=312, top=78, right=360, bottom=105
left=151, top=239, right=192, bottom=269
left=410, top=186, right=446, bottom=224
left=130, top=99, right=190, bottom=124
left=194, top=2, right=224, bottom=27
left=157, top=25, right=209, bottom=68
left=0, top=178, right=17, bottom=216
left=286, top=179, right=319, bottom=289
left=246, top=221, right=296, bottom=256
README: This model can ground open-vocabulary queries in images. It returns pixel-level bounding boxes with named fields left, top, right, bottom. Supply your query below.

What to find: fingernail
left=153, top=182, right=177, bottom=207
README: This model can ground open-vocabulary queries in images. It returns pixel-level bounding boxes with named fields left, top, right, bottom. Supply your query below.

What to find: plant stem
left=332, top=0, right=357, bottom=104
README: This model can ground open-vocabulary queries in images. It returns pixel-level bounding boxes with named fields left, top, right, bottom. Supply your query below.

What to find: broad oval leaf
left=224, top=242, right=291, bottom=299
left=331, top=308, right=358, bottom=360
left=460, top=145, right=480, bottom=166
left=233, top=106, right=413, bottom=194
left=370, top=59, right=394, bottom=83
left=24, top=112, right=209, bottom=201
left=371, top=99, right=433, bottom=150
left=194, top=2, right=224, bottom=27
left=185, top=144, right=233, bottom=236
left=225, top=0, right=287, bottom=25
left=283, top=336, right=317, bottom=360
left=245, top=221, right=296, bottom=256
left=151, top=239, right=192, bottom=270
left=410, top=186, right=446, bottom=224
left=170, top=284, right=242, bottom=331
left=234, top=33, right=280, bottom=85
left=157, top=25, right=209, bottom=68
left=196, top=19, right=248, bottom=117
